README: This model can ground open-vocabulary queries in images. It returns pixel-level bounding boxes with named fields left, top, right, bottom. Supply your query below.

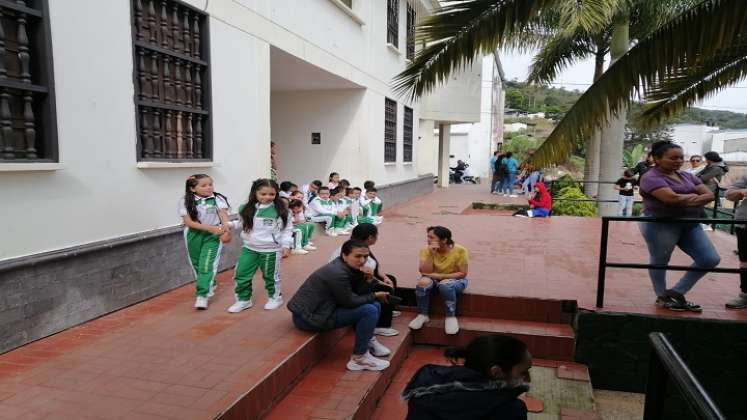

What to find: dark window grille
left=131, top=0, right=211, bottom=161
left=340, top=0, right=352, bottom=8
left=387, top=0, right=399, bottom=47
left=0, top=0, right=58, bottom=163
left=406, top=3, right=415, bottom=60
left=384, top=98, right=397, bottom=163
left=403, top=106, right=413, bottom=162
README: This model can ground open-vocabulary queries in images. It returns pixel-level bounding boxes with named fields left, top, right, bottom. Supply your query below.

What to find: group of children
left=179, top=172, right=384, bottom=312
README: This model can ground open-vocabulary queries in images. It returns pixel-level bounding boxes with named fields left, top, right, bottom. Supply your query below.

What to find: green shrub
left=552, top=186, right=597, bottom=217
left=548, top=174, right=579, bottom=197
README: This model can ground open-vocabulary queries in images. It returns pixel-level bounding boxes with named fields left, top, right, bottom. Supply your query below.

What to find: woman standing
left=638, top=141, right=721, bottom=312
left=697, top=151, right=728, bottom=194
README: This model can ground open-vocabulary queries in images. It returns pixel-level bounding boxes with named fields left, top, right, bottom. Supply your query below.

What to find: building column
left=438, top=123, right=451, bottom=188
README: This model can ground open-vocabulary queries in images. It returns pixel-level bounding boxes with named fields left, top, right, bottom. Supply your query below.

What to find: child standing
left=308, top=186, right=339, bottom=236
left=615, top=170, right=637, bottom=217
left=228, top=179, right=293, bottom=312
left=179, top=174, right=232, bottom=310
left=289, top=199, right=317, bottom=255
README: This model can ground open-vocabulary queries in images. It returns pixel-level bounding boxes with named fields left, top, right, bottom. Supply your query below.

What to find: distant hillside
left=504, top=80, right=747, bottom=128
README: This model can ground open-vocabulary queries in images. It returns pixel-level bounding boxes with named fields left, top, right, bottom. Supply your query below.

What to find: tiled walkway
left=1, top=184, right=744, bottom=419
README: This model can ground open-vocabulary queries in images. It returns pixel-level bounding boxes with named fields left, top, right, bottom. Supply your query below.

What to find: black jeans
left=736, top=227, right=747, bottom=293
left=374, top=274, right=397, bottom=328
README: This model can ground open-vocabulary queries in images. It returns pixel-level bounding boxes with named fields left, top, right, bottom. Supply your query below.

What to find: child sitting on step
left=364, top=180, right=383, bottom=223
left=330, top=187, right=352, bottom=236
left=308, top=186, right=339, bottom=236
left=289, top=199, right=317, bottom=255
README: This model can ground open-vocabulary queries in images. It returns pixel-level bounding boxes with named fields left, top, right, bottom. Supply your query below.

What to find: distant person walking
left=638, top=141, right=720, bottom=312
left=489, top=151, right=500, bottom=193
left=614, top=170, right=637, bottom=217
left=698, top=151, right=728, bottom=195
left=492, top=152, right=506, bottom=195
left=499, top=152, right=518, bottom=197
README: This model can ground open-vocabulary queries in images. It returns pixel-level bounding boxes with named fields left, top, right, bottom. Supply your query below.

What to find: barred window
left=0, top=0, right=58, bottom=163
left=403, top=106, right=413, bottom=162
left=384, top=98, right=397, bottom=163
left=406, top=3, right=415, bottom=60
left=131, top=0, right=211, bottom=161
left=387, top=0, right=399, bottom=47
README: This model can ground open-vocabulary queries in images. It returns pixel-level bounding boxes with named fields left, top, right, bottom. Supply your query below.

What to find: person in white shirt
left=227, top=179, right=293, bottom=313
left=308, top=186, right=339, bottom=236
left=301, top=180, right=323, bottom=206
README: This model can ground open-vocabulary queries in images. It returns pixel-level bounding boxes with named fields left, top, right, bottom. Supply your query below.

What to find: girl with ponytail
left=403, top=334, right=531, bottom=419
left=179, top=174, right=232, bottom=310
left=409, top=226, right=469, bottom=335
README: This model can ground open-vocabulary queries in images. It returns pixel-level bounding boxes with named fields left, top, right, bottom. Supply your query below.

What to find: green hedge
left=552, top=186, right=597, bottom=217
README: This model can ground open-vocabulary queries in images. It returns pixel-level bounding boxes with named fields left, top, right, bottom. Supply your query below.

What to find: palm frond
left=526, top=31, right=596, bottom=84
left=529, top=0, right=747, bottom=167
left=556, top=0, right=623, bottom=37
left=393, top=0, right=559, bottom=101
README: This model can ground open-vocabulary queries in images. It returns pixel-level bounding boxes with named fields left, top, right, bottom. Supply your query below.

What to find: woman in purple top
left=638, top=141, right=721, bottom=312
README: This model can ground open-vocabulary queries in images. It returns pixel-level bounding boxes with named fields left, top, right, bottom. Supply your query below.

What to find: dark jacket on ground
left=698, top=161, right=728, bottom=194
left=403, top=364, right=528, bottom=420
left=287, top=258, right=375, bottom=330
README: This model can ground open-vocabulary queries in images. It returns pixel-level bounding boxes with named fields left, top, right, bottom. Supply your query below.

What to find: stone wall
left=575, top=311, right=747, bottom=420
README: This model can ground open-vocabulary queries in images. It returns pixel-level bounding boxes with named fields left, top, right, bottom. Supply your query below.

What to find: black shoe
left=663, top=289, right=702, bottom=313
left=655, top=296, right=686, bottom=311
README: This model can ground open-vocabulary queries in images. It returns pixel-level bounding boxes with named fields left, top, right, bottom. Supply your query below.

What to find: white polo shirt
left=178, top=195, right=229, bottom=226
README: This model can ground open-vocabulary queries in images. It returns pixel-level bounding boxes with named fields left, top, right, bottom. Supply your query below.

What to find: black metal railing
left=643, top=333, right=726, bottom=420
left=596, top=216, right=744, bottom=308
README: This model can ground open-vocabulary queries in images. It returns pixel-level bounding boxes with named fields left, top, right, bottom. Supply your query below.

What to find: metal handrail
left=643, top=333, right=726, bottom=420
left=596, top=216, right=745, bottom=308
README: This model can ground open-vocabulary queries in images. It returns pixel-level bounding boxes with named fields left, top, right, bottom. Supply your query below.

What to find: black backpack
left=496, top=157, right=509, bottom=176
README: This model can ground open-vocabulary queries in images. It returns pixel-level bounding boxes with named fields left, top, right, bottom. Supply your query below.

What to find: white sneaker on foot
left=227, top=300, right=253, bottom=313
left=445, top=316, right=459, bottom=335
left=374, top=327, right=399, bottom=337
left=369, top=338, right=391, bottom=357
left=509, top=194, right=518, bottom=198
left=391, top=310, right=402, bottom=318
left=347, top=351, right=390, bottom=371
left=264, top=296, right=284, bottom=310
left=291, top=248, right=309, bottom=255
left=408, top=314, right=430, bottom=330
left=303, top=244, right=317, bottom=251
left=194, top=296, right=208, bottom=310
left=207, top=281, right=217, bottom=298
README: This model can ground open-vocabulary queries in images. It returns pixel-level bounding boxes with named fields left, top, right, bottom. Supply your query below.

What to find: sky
left=500, top=51, right=747, bottom=114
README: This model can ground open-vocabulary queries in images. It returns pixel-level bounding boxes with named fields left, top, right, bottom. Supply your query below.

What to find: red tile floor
left=1, top=184, right=744, bottom=419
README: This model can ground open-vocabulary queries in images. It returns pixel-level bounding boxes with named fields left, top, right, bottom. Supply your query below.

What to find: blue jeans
left=292, top=302, right=380, bottom=355
left=502, top=173, right=516, bottom=194
left=638, top=222, right=721, bottom=297
left=618, top=195, right=634, bottom=216
left=416, top=278, right=468, bottom=316
left=522, top=171, right=540, bottom=194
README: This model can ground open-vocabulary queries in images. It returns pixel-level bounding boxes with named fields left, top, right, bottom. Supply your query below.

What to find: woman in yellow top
left=408, top=226, right=469, bottom=335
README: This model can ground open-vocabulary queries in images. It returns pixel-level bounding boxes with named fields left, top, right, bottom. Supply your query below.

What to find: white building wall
left=0, top=0, right=478, bottom=261
left=417, top=119, right=437, bottom=176
left=670, top=124, right=718, bottom=157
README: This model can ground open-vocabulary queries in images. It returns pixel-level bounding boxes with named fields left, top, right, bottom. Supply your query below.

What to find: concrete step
left=396, top=290, right=577, bottom=324
left=412, top=315, right=576, bottom=361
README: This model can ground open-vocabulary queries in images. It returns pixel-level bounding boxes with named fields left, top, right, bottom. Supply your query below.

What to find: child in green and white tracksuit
left=227, top=179, right=293, bottom=313
left=308, top=187, right=340, bottom=236
left=330, top=188, right=351, bottom=235
left=359, top=189, right=381, bottom=225
left=289, top=199, right=317, bottom=255
left=180, top=174, right=232, bottom=310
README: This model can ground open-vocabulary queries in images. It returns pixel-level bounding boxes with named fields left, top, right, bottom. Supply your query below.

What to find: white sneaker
left=303, top=245, right=317, bottom=251
left=291, top=248, right=309, bottom=255
left=207, top=281, right=217, bottom=298
left=227, top=300, right=253, bottom=313
left=336, top=228, right=350, bottom=236
left=347, top=351, right=390, bottom=371
left=264, top=296, right=284, bottom=310
left=194, top=296, right=208, bottom=310
left=391, top=310, right=401, bottom=318
left=408, top=314, right=430, bottom=330
left=369, top=338, right=391, bottom=357
left=509, top=194, right=518, bottom=198
left=445, top=316, right=459, bottom=335
left=374, top=327, right=399, bottom=337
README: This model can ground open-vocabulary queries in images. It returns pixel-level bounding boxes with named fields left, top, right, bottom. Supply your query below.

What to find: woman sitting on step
left=403, top=334, right=531, bottom=420
left=288, top=239, right=393, bottom=371
left=329, top=223, right=401, bottom=337
left=408, top=226, right=469, bottom=335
